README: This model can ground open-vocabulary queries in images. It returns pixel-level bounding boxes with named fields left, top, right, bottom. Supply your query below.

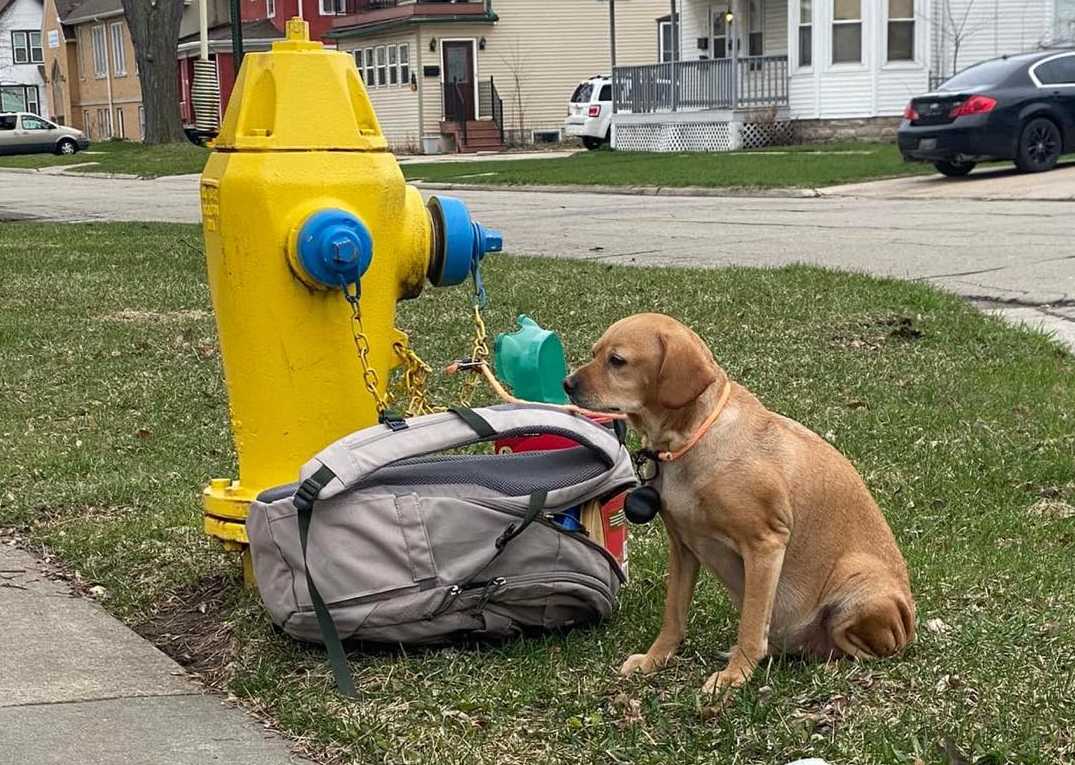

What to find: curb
left=0, top=166, right=142, bottom=180
left=409, top=180, right=821, bottom=199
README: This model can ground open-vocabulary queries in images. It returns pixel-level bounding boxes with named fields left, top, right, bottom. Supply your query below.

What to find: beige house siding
left=338, top=30, right=422, bottom=150
left=42, top=9, right=142, bottom=140
left=338, top=0, right=665, bottom=149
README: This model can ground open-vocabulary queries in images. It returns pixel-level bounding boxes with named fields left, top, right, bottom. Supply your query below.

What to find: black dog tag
left=624, top=485, right=662, bottom=524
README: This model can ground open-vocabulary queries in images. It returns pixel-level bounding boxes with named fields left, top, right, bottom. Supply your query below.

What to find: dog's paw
left=701, top=666, right=750, bottom=695
left=620, top=653, right=663, bottom=676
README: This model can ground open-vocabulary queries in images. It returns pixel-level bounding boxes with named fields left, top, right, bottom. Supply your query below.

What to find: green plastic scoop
left=493, top=315, right=569, bottom=404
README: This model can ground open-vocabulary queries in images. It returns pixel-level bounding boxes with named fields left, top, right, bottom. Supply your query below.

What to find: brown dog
left=564, top=314, right=915, bottom=694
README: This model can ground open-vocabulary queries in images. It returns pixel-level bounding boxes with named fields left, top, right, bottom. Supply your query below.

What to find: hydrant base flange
left=203, top=478, right=256, bottom=545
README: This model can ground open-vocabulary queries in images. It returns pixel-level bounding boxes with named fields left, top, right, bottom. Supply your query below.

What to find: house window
left=887, top=0, right=914, bottom=62
left=77, top=28, right=86, bottom=78
left=110, top=22, right=127, bottom=76
left=1058, top=0, right=1075, bottom=41
left=0, top=85, right=39, bottom=114
left=747, top=0, right=763, bottom=56
left=354, top=49, right=364, bottom=81
left=798, top=0, right=812, bottom=66
left=138, top=105, right=145, bottom=139
left=11, top=31, right=44, bottom=64
left=711, top=11, right=727, bottom=59
left=376, top=46, right=386, bottom=86
left=832, top=0, right=862, bottom=64
left=388, top=45, right=398, bottom=85
left=91, top=25, right=108, bottom=78
left=97, top=107, right=112, bottom=138
left=115, top=107, right=125, bottom=138
left=658, top=20, right=674, bottom=62
left=399, top=43, right=409, bottom=85
left=319, top=0, right=345, bottom=14
left=364, top=48, right=375, bottom=86
left=266, top=0, right=275, bottom=16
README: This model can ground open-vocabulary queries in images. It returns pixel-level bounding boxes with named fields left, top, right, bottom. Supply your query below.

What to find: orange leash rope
left=445, top=360, right=629, bottom=422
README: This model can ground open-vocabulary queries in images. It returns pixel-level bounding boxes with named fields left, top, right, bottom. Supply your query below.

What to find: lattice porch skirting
left=612, top=113, right=794, bottom=153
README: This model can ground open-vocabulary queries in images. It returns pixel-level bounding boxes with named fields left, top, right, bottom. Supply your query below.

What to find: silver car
left=0, top=112, right=90, bottom=156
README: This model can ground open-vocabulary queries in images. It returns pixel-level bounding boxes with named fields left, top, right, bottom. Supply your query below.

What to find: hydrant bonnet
left=295, top=208, right=374, bottom=289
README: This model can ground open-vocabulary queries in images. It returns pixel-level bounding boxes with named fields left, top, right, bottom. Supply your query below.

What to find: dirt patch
left=101, top=308, right=211, bottom=323
left=833, top=314, right=926, bottom=351
left=133, top=575, right=239, bottom=685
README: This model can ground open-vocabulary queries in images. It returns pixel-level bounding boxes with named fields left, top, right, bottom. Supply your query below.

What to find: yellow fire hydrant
left=199, top=18, right=501, bottom=578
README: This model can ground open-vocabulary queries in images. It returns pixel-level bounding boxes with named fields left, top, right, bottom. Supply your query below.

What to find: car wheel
left=933, top=160, right=976, bottom=177
left=56, top=138, right=78, bottom=155
left=1015, top=117, right=1062, bottom=173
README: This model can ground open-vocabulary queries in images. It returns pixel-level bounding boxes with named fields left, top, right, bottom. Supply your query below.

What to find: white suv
left=564, top=75, right=612, bottom=150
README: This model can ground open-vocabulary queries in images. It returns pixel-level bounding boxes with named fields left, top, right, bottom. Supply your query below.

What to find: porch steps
left=440, top=119, right=504, bottom=153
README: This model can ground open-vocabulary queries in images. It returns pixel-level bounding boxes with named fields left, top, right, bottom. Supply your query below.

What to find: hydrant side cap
left=296, top=209, right=374, bottom=289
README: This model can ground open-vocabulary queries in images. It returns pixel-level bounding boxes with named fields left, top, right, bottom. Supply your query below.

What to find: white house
left=609, top=0, right=1075, bottom=151
left=0, top=0, right=47, bottom=116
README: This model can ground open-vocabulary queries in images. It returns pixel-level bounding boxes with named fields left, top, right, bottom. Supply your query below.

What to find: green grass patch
left=1, top=222, right=1073, bottom=764
left=0, top=139, right=209, bottom=177
left=402, top=142, right=933, bottom=189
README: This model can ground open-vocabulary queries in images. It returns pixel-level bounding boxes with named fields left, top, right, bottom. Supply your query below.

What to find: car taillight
left=950, top=95, right=997, bottom=118
left=903, top=101, right=919, bottom=121
left=588, top=105, right=602, bottom=118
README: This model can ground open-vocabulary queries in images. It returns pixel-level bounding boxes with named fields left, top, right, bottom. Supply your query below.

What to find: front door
left=442, top=40, right=475, bottom=121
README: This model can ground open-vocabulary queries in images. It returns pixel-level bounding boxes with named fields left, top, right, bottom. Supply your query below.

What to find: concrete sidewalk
left=0, top=544, right=310, bottom=765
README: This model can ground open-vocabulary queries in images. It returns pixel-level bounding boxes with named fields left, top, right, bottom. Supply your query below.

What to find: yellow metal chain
left=458, top=304, right=491, bottom=407
left=346, top=296, right=393, bottom=417
left=345, top=292, right=492, bottom=417
left=391, top=339, right=442, bottom=417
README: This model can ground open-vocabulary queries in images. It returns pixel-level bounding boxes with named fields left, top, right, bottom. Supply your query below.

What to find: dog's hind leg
left=829, top=589, right=915, bottom=659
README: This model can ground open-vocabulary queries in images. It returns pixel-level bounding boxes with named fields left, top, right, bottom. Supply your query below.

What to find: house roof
left=60, top=0, right=123, bottom=24
left=0, top=0, right=13, bottom=19
left=177, top=18, right=284, bottom=54
left=177, top=18, right=284, bottom=44
left=329, top=2, right=496, bottom=40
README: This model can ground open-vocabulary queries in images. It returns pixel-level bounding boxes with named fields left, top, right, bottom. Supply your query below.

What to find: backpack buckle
left=379, top=410, right=409, bottom=432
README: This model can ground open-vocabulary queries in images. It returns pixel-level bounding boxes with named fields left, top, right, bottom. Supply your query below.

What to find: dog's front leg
left=702, top=538, right=786, bottom=693
left=621, top=519, right=699, bottom=676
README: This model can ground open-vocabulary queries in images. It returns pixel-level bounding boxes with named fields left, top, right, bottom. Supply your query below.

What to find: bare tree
left=499, top=40, right=528, bottom=142
left=939, top=0, right=989, bottom=77
left=122, top=0, right=186, bottom=144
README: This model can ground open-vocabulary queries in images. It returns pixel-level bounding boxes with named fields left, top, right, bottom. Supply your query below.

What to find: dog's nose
left=563, top=375, right=577, bottom=396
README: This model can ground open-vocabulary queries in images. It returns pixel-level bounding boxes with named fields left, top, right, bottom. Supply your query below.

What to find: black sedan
left=898, top=49, right=1075, bottom=176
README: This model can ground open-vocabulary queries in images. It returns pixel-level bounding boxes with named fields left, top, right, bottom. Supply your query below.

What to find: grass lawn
left=402, top=142, right=934, bottom=190
left=2, top=222, right=1074, bottom=764
left=0, top=139, right=209, bottom=177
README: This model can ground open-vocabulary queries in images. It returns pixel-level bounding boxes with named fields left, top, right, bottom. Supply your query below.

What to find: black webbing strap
left=450, top=490, right=548, bottom=600
left=294, top=464, right=356, bottom=697
left=448, top=407, right=497, bottom=439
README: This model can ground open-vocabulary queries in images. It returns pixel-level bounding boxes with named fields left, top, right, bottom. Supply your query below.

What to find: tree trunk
left=122, top=0, right=186, bottom=144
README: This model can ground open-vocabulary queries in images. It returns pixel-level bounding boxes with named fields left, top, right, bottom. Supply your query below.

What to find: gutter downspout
left=96, top=16, right=115, bottom=137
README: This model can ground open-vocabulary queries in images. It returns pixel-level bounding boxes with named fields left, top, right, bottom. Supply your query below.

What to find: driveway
left=1, top=168, right=1072, bottom=348
left=822, top=160, right=1075, bottom=200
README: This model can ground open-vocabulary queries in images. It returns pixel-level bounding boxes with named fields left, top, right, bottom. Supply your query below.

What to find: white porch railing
left=612, top=56, right=789, bottom=114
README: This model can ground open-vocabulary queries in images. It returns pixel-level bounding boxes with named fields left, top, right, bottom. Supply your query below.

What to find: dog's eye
left=608, top=354, right=627, bottom=368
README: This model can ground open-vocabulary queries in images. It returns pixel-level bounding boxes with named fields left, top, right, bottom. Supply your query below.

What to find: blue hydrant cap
left=297, top=208, right=373, bottom=288
left=427, top=195, right=503, bottom=287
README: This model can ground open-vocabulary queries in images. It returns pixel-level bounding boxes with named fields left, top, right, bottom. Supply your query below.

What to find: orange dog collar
left=657, top=380, right=732, bottom=462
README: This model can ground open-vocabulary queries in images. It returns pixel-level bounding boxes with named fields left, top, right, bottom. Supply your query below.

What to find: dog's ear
left=655, top=326, right=717, bottom=409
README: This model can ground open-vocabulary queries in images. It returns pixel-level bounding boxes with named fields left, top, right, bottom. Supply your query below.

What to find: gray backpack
left=246, top=405, right=637, bottom=694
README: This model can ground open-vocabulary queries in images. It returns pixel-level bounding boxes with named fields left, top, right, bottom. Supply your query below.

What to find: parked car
left=0, top=112, right=90, bottom=156
left=899, top=50, right=1075, bottom=176
left=564, top=75, right=613, bottom=150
